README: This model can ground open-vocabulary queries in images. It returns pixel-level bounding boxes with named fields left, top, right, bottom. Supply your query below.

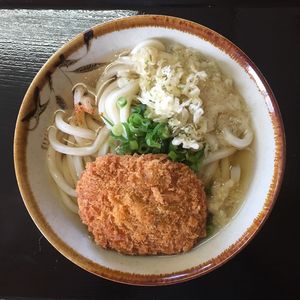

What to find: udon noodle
left=47, top=39, right=254, bottom=229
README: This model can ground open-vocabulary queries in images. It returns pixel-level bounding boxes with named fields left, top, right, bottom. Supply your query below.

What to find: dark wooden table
left=0, top=1, right=299, bottom=299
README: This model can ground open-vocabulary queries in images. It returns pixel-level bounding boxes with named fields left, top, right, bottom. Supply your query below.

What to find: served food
left=47, top=38, right=254, bottom=254
left=77, top=154, right=207, bottom=255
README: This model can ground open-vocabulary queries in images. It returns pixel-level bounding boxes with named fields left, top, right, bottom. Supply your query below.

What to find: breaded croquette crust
left=77, top=154, right=207, bottom=255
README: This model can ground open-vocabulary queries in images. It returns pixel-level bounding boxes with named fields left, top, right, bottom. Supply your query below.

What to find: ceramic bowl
left=14, top=15, right=285, bottom=285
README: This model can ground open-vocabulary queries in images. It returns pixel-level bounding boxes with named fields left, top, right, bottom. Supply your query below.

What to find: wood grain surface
left=0, top=9, right=136, bottom=90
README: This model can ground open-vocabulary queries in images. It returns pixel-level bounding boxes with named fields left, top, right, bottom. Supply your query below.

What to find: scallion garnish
left=111, top=123, right=123, bottom=136
left=117, top=96, right=127, bottom=108
left=110, top=104, right=205, bottom=172
left=129, top=140, right=139, bottom=150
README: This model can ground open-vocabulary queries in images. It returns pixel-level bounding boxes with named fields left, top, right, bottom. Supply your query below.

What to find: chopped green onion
left=129, top=113, right=143, bottom=125
left=128, top=113, right=150, bottom=135
left=117, top=97, right=127, bottom=108
left=111, top=123, right=123, bottom=136
left=110, top=133, right=126, bottom=142
left=132, top=104, right=147, bottom=114
left=168, top=143, right=179, bottom=152
left=129, top=140, right=138, bottom=150
left=138, top=142, right=150, bottom=154
left=146, top=132, right=161, bottom=149
left=151, top=147, right=161, bottom=154
left=168, top=150, right=177, bottom=161
left=141, top=119, right=151, bottom=128
left=168, top=144, right=186, bottom=162
left=115, top=142, right=131, bottom=155
left=185, top=148, right=204, bottom=172
left=161, top=127, right=170, bottom=139
left=110, top=103, right=204, bottom=173
left=128, top=124, right=146, bottom=136
left=154, top=123, right=170, bottom=139
left=121, top=122, right=132, bottom=139
left=143, top=109, right=151, bottom=119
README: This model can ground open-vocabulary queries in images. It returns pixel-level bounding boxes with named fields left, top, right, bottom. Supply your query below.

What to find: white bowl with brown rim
left=14, top=15, right=285, bottom=285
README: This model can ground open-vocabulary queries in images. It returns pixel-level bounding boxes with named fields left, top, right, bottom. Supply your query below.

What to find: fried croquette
left=76, top=154, right=207, bottom=255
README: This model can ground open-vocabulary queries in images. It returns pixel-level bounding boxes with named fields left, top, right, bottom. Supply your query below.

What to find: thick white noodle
left=96, top=77, right=116, bottom=103
left=80, top=95, right=95, bottom=112
left=201, top=161, right=218, bottom=184
left=120, top=95, right=134, bottom=123
left=131, top=39, right=165, bottom=54
left=72, top=82, right=96, bottom=98
left=73, top=134, right=92, bottom=147
left=223, top=128, right=253, bottom=149
left=73, top=84, right=86, bottom=106
left=58, top=189, right=78, bottom=214
left=98, top=138, right=110, bottom=156
left=231, top=165, right=241, bottom=183
left=98, top=80, right=118, bottom=120
left=73, top=83, right=96, bottom=104
left=47, top=146, right=77, bottom=197
left=66, top=137, right=79, bottom=183
left=72, top=156, right=84, bottom=178
left=66, top=154, right=78, bottom=183
left=203, top=147, right=236, bottom=166
left=48, top=126, right=110, bottom=156
left=55, top=111, right=95, bottom=140
left=101, top=64, right=133, bottom=85
left=85, top=114, right=101, bottom=131
left=114, top=56, right=134, bottom=65
left=206, top=133, right=219, bottom=152
left=105, top=80, right=139, bottom=124
left=69, top=118, right=92, bottom=146
left=62, top=155, right=76, bottom=187
left=55, top=151, right=64, bottom=174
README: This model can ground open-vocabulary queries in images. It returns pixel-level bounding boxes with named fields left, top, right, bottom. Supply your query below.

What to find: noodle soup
left=15, top=15, right=285, bottom=283
left=204, top=148, right=255, bottom=233
left=47, top=39, right=254, bottom=244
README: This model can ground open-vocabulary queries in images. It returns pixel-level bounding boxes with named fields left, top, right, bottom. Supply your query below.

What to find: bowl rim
left=14, top=14, right=286, bottom=286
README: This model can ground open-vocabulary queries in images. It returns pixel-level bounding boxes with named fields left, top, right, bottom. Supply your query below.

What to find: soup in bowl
left=14, top=15, right=285, bottom=285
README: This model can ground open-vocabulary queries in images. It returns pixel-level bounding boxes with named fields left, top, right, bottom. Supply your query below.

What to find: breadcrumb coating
left=77, top=154, right=207, bottom=255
